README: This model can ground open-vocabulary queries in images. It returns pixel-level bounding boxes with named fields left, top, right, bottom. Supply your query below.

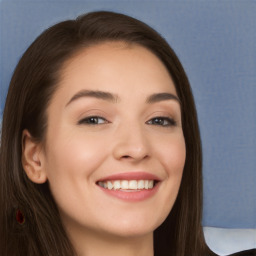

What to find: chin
left=99, top=214, right=165, bottom=239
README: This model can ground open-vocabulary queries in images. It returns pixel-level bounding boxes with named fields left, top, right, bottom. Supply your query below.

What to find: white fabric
left=203, top=227, right=256, bottom=255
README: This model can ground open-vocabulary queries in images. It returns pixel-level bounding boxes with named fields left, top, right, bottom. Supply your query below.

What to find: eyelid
left=76, top=108, right=111, bottom=124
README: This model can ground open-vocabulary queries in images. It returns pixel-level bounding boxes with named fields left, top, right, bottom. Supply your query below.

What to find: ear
left=22, top=129, right=47, bottom=184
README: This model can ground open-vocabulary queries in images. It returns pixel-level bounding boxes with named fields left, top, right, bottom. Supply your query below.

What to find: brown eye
left=78, top=116, right=108, bottom=125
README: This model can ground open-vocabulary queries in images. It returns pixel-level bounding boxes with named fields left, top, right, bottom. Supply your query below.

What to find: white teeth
left=107, top=181, right=113, bottom=190
left=129, top=180, right=137, bottom=189
left=121, top=180, right=129, bottom=189
left=148, top=180, right=154, bottom=189
left=113, top=180, right=121, bottom=190
left=144, top=180, right=149, bottom=189
left=98, top=180, right=156, bottom=190
left=137, top=180, right=144, bottom=189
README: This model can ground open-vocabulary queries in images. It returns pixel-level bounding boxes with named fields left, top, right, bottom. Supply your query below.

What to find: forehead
left=53, top=41, right=177, bottom=104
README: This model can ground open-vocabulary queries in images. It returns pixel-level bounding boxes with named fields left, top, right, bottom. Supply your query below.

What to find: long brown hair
left=0, top=11, right=213, bottom=256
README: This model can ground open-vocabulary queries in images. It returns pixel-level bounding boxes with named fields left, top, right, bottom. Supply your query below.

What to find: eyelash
left=78, top=116, right=176, bottom=127
left=78, top=116, right=108, bottom=125
left=146, top=117, right=177, bottom=127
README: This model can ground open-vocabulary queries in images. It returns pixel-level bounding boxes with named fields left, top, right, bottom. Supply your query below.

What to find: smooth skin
left=22, top=42, right=186, bottom=256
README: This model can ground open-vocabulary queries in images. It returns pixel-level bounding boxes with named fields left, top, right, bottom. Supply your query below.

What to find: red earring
left=16, top=209, right=25, bottom=225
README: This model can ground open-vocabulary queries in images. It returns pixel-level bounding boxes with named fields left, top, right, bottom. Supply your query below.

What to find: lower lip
left=97, top=182, right=160, bottom=202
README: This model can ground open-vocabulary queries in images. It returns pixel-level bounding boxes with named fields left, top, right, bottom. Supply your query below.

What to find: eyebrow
left=65, top=90, right=180, bottom=107
left=146, top=92, right=180, bottom=104
left=65, top=90, right=120, bottom=107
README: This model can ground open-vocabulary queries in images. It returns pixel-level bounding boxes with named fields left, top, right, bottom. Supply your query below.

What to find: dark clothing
left=228, top=249, right=256, bottom=256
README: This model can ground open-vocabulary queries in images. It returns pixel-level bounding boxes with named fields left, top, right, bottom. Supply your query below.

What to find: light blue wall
left=0, top=0, right=255, bottom=228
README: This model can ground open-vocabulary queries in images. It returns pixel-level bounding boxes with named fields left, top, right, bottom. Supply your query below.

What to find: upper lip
left=96, top=172, right=161, bottom=182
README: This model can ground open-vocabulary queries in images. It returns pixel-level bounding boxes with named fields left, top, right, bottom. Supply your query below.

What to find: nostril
left=121, top=155, right=149, bottom=161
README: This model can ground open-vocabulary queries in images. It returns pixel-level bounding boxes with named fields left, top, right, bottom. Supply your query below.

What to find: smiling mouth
left=97, top=180, right=158, bottom=191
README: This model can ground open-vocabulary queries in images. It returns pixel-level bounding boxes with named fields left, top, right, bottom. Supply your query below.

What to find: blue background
left=0, top=0, right=255, bottom=229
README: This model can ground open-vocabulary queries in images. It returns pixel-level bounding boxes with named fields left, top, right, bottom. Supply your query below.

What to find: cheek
left=147, top=134, right=186, bottom=226
left=43, top=131, right=111, bottom=207
left=157, top=134, right=186, bottom=176
left=45, top=130, right=109, bottom=176
left=156, top=133, right=186, bottom=199
left=43, top=132, right=110, bottom=216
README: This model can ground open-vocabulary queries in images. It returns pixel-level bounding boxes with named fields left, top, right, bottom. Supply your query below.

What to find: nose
left=112, top=123, right=150, bottom=162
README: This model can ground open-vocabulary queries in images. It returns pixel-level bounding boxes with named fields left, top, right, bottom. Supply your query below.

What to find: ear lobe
left=22, top=130, right=47, bottom=184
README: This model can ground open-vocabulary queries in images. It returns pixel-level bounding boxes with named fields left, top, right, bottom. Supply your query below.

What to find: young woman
left=0, top=11, right=215, bottom=256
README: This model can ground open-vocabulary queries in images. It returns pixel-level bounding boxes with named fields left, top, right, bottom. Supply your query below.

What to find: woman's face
left=41, top=42, right=186, bottom=239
